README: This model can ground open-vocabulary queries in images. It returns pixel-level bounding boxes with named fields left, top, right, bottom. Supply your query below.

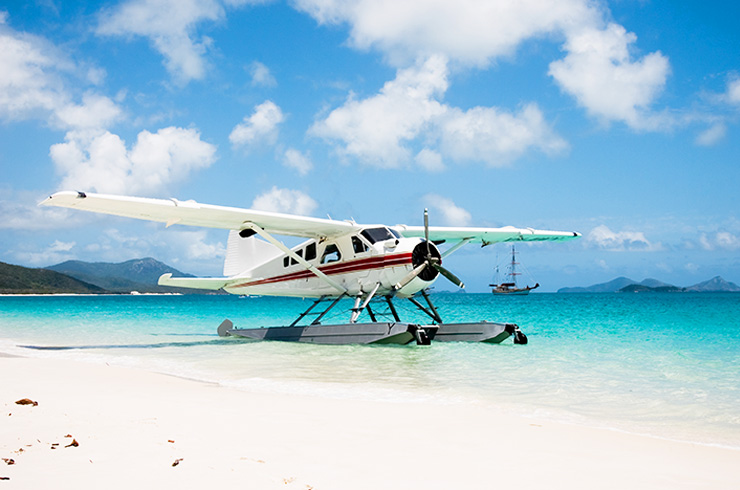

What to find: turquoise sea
left=1, top=292, right=739, bottom=448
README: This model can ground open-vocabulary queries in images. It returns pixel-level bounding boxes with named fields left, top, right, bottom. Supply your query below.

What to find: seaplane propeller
left=394, top=209, right=465, bottom=291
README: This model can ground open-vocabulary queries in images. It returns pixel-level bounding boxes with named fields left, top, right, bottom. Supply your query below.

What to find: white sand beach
left=1, top=354, right=738, bottom=489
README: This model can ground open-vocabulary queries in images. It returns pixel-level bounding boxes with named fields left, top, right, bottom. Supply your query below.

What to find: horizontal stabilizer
left=158, top=273, right=232, bottom=290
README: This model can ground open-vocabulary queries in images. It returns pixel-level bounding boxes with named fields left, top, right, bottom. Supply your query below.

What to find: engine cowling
left=411, top=239, right=441, bottom=281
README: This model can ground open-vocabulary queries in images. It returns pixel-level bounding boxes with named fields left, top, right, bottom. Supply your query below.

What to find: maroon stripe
left=231, top=253, right=413, bottom=289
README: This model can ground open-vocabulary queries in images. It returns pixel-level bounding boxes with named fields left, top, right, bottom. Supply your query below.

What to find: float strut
left=407, top=290, right=443, bottom=324
left=385, top=295, right=401, bottom=322
left=290, top=296, right=326, bottom=327
left=311, top=294, right=346, bottom=325
left=421, top=289, right=443, bottom=324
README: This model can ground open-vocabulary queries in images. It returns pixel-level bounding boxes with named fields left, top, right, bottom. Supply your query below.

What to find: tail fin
left=223, top=230, right=282, bottom=277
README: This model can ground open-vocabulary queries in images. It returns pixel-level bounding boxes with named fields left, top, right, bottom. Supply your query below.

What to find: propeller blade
left=424, top=208, right=429, bottom=242
left=433, top=263, right=465, bottom=289
left=424, top=208, right=431, bottom=257
left=394, top=262, right=428, bottom=290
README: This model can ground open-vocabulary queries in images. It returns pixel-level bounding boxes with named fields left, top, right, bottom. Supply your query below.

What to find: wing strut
left=242, top=222, right=347, bottom=294
left=441, top=238, right=473, bottom=259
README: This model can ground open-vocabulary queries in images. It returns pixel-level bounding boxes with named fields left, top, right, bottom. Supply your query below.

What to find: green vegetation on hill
left=0, top=262, right=106, bottom=294
left=1, top=258, right=219, bottom=295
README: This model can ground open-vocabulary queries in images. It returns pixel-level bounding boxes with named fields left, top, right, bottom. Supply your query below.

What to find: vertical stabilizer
left=223, top=230, right=283, bottom=276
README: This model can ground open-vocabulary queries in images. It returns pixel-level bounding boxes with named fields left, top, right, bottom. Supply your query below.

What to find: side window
left=320, top=244, right=341, bottom=264
left=290, top=248, right=303, bottom=266
left=305, top=242, right=317, bottom=261
left=352, top=236, right=368, bottom=254
left=283, top=256, right=289, bottom=268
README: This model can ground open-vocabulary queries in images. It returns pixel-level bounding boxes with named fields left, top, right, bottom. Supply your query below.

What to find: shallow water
left=1, top=292, right=739, bottom=447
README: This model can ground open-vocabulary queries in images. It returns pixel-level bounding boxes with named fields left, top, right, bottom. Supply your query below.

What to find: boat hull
left=492, top=288, right=532, bottom=295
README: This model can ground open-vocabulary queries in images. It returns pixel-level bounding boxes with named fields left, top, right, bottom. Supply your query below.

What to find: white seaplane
left=40, top=191, right=580, bottom=345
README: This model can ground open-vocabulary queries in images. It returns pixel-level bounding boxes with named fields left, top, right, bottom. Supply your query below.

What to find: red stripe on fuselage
left=230, top=252, right=413, bottom=289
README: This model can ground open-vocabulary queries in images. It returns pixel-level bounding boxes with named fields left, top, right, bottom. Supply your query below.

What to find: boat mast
left=509, top=246, right=521, bottom=287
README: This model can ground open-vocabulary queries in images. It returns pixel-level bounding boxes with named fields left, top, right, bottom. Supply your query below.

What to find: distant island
left=558, top=276, right=740, bottom=293
left=1, top=258, right=218, bottom=295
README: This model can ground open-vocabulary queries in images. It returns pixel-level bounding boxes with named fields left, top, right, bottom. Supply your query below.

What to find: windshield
left=361, top=227, right=397, bottom=244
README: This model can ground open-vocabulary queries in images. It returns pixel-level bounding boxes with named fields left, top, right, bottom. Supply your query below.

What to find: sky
left=1, top=0, right=739, bottom=292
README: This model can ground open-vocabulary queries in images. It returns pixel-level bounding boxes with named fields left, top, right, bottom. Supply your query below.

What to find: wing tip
left=38, top=190, right=89, bottom=207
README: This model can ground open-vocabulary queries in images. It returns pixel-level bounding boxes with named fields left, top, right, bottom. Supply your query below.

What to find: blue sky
left=1, top=0, right=739, bottom=292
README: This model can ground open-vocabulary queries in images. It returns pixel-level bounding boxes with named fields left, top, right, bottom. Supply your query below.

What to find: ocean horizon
left=1, top=292, right=739, bottom=449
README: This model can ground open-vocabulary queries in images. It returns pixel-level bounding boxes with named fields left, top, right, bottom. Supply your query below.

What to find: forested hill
left=0, top=261, right=106, bottom=294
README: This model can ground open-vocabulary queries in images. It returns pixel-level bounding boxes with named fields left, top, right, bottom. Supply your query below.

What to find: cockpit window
left=320, top=244, right=341, bottom=264
left=361, top=227, right=396, bottom=244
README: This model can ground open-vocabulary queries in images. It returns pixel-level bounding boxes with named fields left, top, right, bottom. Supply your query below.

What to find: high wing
left=39, top=191, right=357, bottom=239
left=39, top=191, right=580, bottom=244
left=394, top=225, right=581, bottom=244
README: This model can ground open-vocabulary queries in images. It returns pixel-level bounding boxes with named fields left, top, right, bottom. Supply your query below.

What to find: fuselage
left=224, top=226, right=439, bottom=298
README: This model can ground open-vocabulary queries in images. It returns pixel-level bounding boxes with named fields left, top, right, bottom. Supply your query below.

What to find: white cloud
left=422, top=194, right=471, bottom=226
left=250, top=61, right=276, bottom=87
left=415, top=148, right=444, bottom=172
left=727, top=76, right=740, bottom=105
left=251, top=186, right=318, bottom=215
left=223, top=0, right=273, bottom=7
left=229, top=100, right=284, bottom=147
left=12, top=240, right=77, bottom=266
left=160, top=229, right=226, bottom=260
left=297, top=1, right=671, bottom=131
left=0, top=16, right=217, bottom=201
left=585, top=224, right=660, bottom=251
left=96, top=0, right=274, bottom=84
left=699, top=231, right=740, bottom=251
left=48, top=240, right=76, bottom=253
left=0, top=16, right=122, bottom=131
left=0, top=190, right=85, bottom=230
left=0, top=18, right=70, bottom=121
left=282, top=148, right=313, bottom=175
left=311, top=55, right=566, bottom=168
left=548, top=23, right=670, bottom=130
left=51, top=127, right=217, bottom=195
left=96, top=0, right=224, bottom=84
left=54, top=93, right=123, bottom=130
left=311, top=55, right=448, bottom=167
left=439, top=103, right=568, bottom=165
left=294, top=0, right=594, bottom=67
left=64, top=227, right=226, bottom=274
left=695, top=122, right=726, bottom=146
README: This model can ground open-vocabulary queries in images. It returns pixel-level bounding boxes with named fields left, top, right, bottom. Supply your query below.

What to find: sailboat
left=490, top=246, right=539, bottom=295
